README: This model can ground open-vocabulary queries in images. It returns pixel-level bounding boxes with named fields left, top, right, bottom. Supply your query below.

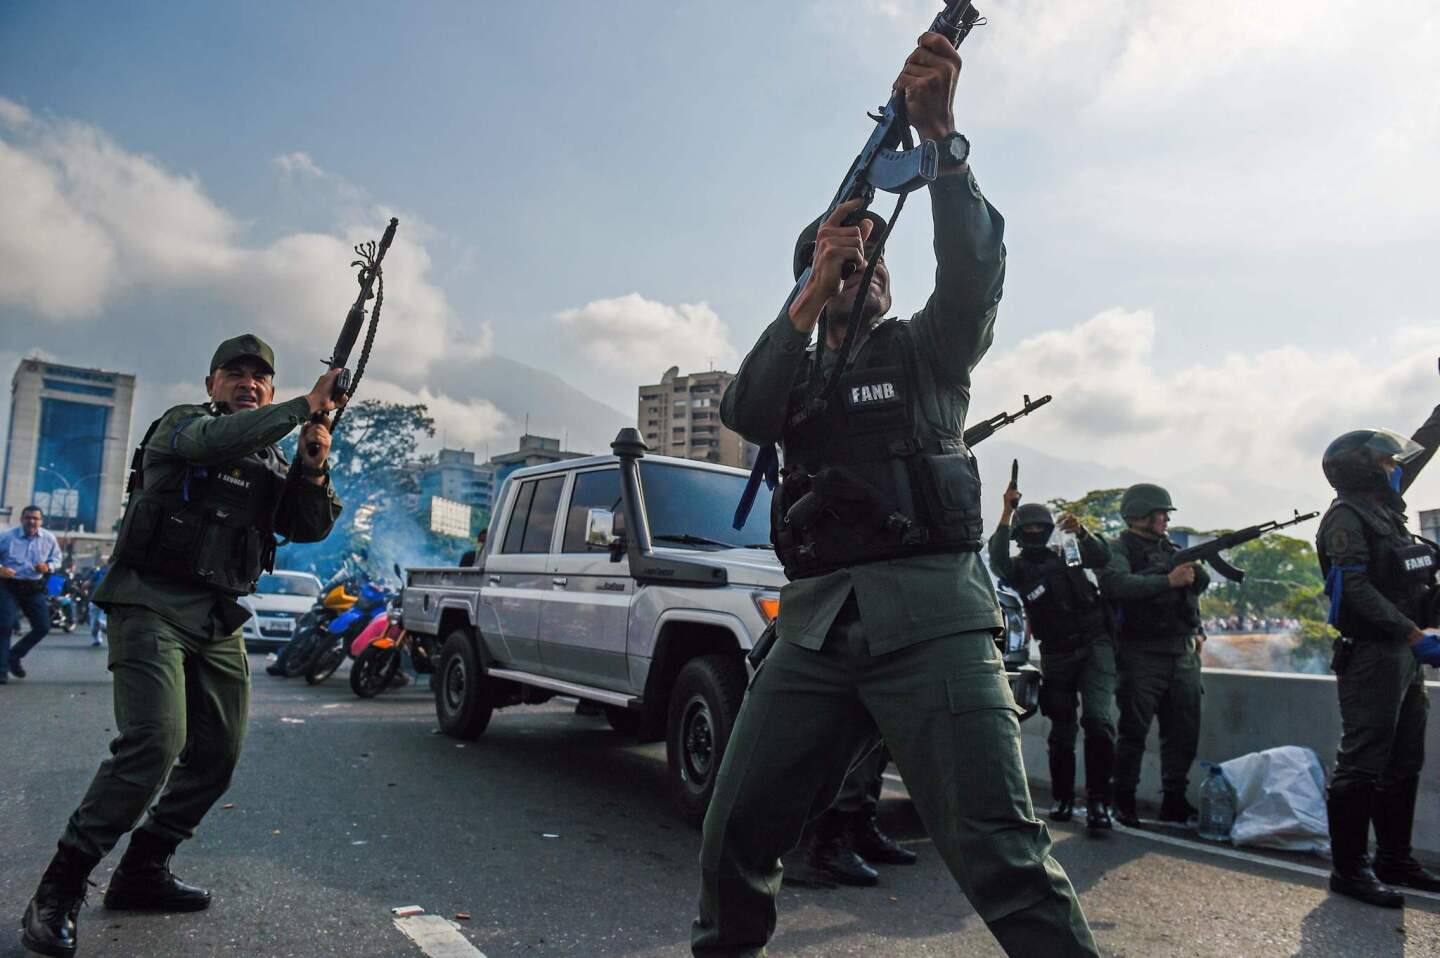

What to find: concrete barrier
left=1020, top=667, right=1440, bottom=855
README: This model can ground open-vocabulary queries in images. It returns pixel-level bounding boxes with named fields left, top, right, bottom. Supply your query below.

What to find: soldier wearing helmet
left=1097, top=483, right=1209, bottom=829
left=1315, top=408, right=1440, bottom=909
left=989, top=481, right=1116, bottom=831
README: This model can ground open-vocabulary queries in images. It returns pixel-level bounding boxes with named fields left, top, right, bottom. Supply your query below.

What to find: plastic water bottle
left=1198, top=764, right=1237, bottom=842
left=1060, top=531, right=1082, bottom=567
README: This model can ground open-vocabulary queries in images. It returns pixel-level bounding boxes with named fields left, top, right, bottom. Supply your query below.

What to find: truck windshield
left=639, top=462, right=773, bottom=550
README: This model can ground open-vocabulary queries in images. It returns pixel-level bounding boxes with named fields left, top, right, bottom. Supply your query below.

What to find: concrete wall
left=1020, top=668, right=1440, bottom=855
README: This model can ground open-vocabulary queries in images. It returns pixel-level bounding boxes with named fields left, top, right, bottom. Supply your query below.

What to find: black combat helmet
left=1011, top=502, right=1055, bottom=547
left=1322, top=429, right=1425, bottom=494
left=1121, top=483, right=1175, bottom=520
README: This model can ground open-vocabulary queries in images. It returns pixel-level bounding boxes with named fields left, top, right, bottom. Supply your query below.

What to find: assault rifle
left=783, top=0, right=984, bottom=328
left=963, top=394, right=1052, bottom=448
left=1170, top=510, right=1320, bottom=582
left=305, top=217, right=399, bottom=456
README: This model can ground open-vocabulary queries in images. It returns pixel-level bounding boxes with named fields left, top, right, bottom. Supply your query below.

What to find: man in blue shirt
left=1, top=505, right=65, bottom=683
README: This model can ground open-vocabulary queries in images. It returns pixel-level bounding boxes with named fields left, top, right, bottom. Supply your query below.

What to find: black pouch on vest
left=912, top=452, right=983, bottom=537
left=1331, top=636, right=1355, bottom=675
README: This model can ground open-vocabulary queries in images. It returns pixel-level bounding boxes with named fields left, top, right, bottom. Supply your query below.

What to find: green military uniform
left=70, top=386, right=340, bottom=862
left=1317, top=406, right=1440, bottom=901
left=692, top=172, right=1096, bottom=957
left=1098, top=522, right=1209, bottom=811
left=988, top=523, right=1116, bottom=811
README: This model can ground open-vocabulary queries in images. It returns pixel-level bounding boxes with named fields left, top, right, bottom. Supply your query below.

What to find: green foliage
left=1200, top=534, right=1324, bottom=621
left=1047, top=488, right=1127, bottom=537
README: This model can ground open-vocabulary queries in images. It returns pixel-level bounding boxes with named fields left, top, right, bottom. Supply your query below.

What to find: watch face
left=946, top=133, right=970, bottom=164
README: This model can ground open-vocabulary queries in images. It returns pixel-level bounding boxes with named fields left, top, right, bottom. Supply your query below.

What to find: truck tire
left=666, top=653, right=746, bottom=828
left=434, top=630, right=492, bottom=740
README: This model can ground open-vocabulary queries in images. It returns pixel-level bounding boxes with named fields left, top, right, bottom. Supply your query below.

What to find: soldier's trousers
left=693, top=602, right=1098, bottom=957
left=59, top=605, right=249, bottom=861
left=830, top=737, right=887, bottom=816
left=1039, top=639, right=1117, bottom=803
left=1112, top=645, right=1202, bottom=797
left=1332, top=637, right=1427, bottom=794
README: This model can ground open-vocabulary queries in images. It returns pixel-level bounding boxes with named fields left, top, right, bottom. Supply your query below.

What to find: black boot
left=104, top=830, right=211, bottom=912
left=1372, top=778, right=1440, bottom=892
left=21, top=844, right=99, bottom=958
left=1159, top=792, right=1198, bottom=824
left=1327, top=784, right=1403, bottom=908
left=1113, top=791, right=1141, bottom=828
left=806, top=812, right=878, bottom=887
left=1086, top=800, right=1113, bottom=831
left=1048, top=750, right=1076, bottom=823
left=851, top=812, right=917, bottom=866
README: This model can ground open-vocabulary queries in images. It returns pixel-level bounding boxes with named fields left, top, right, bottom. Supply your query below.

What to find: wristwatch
left=937, top=131, right=970, bottom=170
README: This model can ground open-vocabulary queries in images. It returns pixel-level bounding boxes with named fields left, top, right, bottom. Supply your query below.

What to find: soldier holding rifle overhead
left=694, top=10, right=1097, bottom=955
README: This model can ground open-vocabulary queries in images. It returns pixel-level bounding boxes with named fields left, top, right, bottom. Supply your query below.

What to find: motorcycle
left=303, top=577, right=395, bottom=686
left=350, top=570, right=436, bottom=698
left=270, top=567, right=361, bottom=678
left=47, top=574, right=77, bottom=633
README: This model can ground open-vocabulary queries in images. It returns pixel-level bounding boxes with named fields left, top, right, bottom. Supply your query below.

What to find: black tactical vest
left=773, top=319, right=984, bottom=579
left=1008, top=548, right=1107, bottom=650
left=111, top=411, right=289, bottom=596
left=1114, top=531, right=1201, bottom=641
left=1319, top=496, right=1439, bottom=640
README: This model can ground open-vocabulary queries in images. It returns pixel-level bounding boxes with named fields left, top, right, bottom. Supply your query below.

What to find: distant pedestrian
left=0, top=505, right=64, bottom=682
left=88, top=557, right=110, bottom=648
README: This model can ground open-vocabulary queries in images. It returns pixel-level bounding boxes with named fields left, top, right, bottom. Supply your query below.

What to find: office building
left=1, top=359, right=135, bottom=535
left=489, top=435, right=588, bottom=493
left=420, top=448, right=497, bottom=519
left=638, top=366, right=754, bottom=468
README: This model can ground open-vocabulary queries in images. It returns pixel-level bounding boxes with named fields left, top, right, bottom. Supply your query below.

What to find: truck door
left=485, top=473, right=565, bottom=674
left=539, top=466, right=633, bottom=690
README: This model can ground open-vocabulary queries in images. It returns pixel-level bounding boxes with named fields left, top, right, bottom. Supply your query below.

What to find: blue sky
left=3, top=0, right=1439, bottom=527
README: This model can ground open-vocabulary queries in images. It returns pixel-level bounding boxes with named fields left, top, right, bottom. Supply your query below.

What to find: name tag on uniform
left=844, top=381, right=901, bottom=409
left=1026, top=583, right=1047, bottom=602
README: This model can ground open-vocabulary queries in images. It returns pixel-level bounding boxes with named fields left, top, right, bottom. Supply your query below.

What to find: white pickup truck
left=403, top=428, right=1038, bottom=825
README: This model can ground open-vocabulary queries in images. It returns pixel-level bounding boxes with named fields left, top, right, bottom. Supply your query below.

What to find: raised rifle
left=1170, top=510, right=1320, bottom=582
left=305, top=217, right=399, bottom=457
left=963, top=394, right=1052, bottom=448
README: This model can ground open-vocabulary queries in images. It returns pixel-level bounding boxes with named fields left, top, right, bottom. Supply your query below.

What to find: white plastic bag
left=1218, top=746, right=1330, bottom=855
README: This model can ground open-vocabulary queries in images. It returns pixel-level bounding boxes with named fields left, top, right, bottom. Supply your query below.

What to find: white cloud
left=972, top=307, right=1440, bottom=519
left=361, top=379, right=510, bottom=449
left=553, top=293, right=737, bottom=380
left=273, top=151, right=324, bottom=178
left=0, top=106, right=507, bottom=467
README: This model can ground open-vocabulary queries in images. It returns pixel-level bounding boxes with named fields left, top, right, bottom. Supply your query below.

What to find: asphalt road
left=3, top=633, right=1440, bottom=957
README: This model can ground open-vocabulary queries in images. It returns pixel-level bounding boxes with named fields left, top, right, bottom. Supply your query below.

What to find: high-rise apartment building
left=420, top=448, right=497, bottom=519
left=1, top=359, right=136, bottom=534
left=638, top=367, right=754, bottom=468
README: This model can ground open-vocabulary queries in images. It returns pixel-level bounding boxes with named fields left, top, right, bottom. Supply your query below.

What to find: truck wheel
left=666, top=653, right=746, bottom=828
left=434, top=630, right=492, bottom=740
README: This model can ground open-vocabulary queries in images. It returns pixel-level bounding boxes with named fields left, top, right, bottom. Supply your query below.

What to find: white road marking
left=394, top=914, right=488, bottom=958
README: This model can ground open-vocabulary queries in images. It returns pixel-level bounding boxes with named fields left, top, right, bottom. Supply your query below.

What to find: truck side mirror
left=586, top=508, right=619, bottom=547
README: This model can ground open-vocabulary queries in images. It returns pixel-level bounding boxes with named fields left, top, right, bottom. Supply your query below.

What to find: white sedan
left=240, top=571, right=322, bottom=651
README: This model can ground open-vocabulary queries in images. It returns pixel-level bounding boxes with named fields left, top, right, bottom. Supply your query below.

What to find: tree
left=1200, top=534, right=1323, bottom=622
left=1047, top=488, right=1127, bottom=538
left=276, top=400, right=440, bottom=578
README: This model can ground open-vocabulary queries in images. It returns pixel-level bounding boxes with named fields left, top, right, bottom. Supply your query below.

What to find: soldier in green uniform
left=21, top=335, right=344, bottom=958
left=805, top=739, right=915, bottom=886
left=1315, top=405, right=1440, bottom=909
left=1098, top=484, right=1209, bottom=829
left=988, top=488, right=1116, bottom=830
left=691, top=31, right=1097, bottom=958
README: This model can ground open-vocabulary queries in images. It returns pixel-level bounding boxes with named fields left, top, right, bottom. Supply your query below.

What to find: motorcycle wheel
left=350, top=646, right=401, bottom=698
left=305, top=639, right=348, bottom=685
left=281, top=628, right=327, bottom=678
